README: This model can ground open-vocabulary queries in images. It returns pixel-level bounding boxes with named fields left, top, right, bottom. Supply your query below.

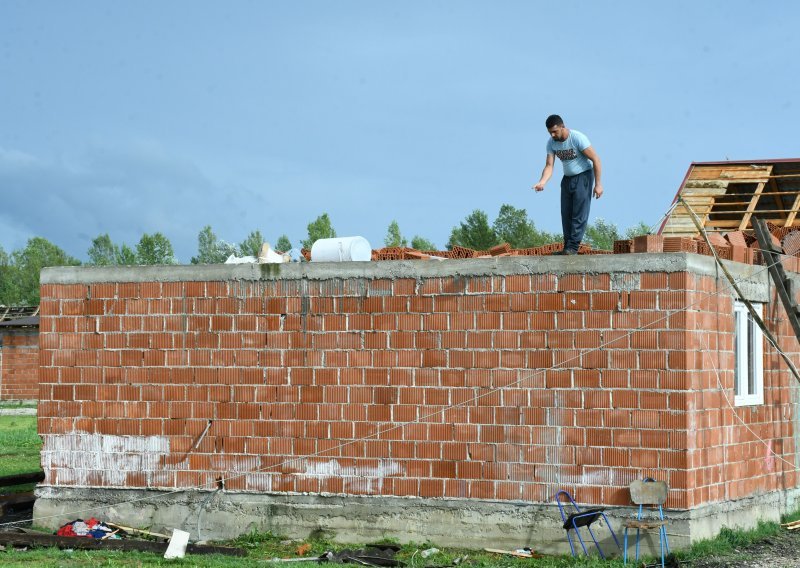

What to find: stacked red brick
left=612, top=225, right=800, bottom=271
left=37, top=261, right=798, bottom=509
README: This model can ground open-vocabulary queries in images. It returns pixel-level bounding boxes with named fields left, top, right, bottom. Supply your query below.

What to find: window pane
left=735, top=310, right=741, bottom=396
left=748, top=313, right=756, bottom=395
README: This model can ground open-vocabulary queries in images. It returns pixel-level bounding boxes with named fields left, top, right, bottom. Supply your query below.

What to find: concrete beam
left=43, top=253, right=768, bottom=288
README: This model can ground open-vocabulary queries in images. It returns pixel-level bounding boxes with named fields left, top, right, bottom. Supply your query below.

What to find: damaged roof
left=659, top=158, right=800, bottom=236
left=0, top=306, right=39, bottom=323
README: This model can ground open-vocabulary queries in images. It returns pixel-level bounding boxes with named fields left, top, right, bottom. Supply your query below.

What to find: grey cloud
left=0, top=143, right=277, bottom=261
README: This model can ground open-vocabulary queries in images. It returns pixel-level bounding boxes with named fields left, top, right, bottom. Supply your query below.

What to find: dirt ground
left=688, top=528, right=800, bottom=568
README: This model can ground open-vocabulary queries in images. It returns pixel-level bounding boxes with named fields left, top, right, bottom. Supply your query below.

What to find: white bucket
left=310, top=236, right=372, bottom=262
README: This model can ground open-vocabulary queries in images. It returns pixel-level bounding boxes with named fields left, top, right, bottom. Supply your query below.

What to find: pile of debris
left=292, top=223, right=800, bottom=268
left=298, top=241, right=608, bottom=262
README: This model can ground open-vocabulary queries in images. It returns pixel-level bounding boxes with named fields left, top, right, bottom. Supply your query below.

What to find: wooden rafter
left=659, top=161, right=800, bottom=236
left=784, top=190, right=800, bottom=226
left=769, top=177, right=788, bottom=221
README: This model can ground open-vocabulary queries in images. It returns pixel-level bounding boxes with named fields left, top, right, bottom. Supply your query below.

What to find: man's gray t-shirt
left=546, top=129, right=593, bottom=176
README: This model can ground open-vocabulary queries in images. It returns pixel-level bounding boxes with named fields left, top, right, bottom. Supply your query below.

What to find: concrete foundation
left=30, top=485, right=653, bottom=555
left=35, top=485, right=800, bottom=555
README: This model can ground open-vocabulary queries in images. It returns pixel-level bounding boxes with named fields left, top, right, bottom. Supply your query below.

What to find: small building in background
left=0, top=307, right=39, bottom=402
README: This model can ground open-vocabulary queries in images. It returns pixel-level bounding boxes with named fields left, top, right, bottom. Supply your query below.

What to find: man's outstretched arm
left=533, top=154, right=555, bottom=191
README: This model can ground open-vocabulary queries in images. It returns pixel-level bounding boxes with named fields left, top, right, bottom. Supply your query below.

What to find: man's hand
left=533, top=181, right=546, bottom=192
left=594, top=183, right=603, bottom=199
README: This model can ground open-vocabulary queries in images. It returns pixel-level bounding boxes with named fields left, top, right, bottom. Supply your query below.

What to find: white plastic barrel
left=310, top=236, right=372, bottom=262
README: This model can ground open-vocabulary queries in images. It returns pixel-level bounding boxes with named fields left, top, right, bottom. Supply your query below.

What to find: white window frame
left=734, top=300, right=764, bottom=406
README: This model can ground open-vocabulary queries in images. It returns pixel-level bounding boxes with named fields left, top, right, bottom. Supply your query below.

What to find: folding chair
left=623, top=478, right=670, bottom=567
left=555, top=490, right=621, bottom=559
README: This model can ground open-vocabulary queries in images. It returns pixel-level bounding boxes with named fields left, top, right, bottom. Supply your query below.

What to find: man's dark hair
left=545, top=115, right=564, bottom=129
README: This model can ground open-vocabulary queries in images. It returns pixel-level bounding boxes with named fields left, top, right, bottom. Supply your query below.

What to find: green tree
left=191, top=226, right=236, bottom=264
left=492, top=204, right=558, bottom=248
left=584, top=218, right=622, bottom=251
left=301, top=213, right=336, bottom=250
left=239, top=230, right=265, bottom=258
left=136, top=233, right=176, bottom=265
left=384, top=220, right=408, bottom=248
left=275, top=235, right=292, bottom=253
left=0, top=245, right=13, bottom=305
left=625, top=221, right=652, bottom=239
left=411, top=236, right=437, bottom=251
left=87, top=234, right=120, bottom=266
left=117, top=244, right=137, bottom=265
left=9, top=237, right=81, bottom=305
left=447, top=209, right=499, bottom=250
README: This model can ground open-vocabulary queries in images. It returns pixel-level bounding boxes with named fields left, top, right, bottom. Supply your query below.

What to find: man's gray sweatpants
left=560, top=168, right=594, bottom=253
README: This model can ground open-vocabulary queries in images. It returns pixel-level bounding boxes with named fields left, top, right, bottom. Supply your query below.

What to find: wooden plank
left=767, top=173, right=800, bottom=179
left=661, top=219, right=700, bottom=231
left=707, top=220, right=757, bottom=228
left=784, top=189, right=800, bottom=226
left=0, top=491, right=34, bottom=506
left=0, top=532, right=247, bottom=556
left=740, top=179, right=767, bottom=230
left=662, top=218, right=699, bottom=227
left=684, top=181, right=728, bottom=189
left=630, top=479, right=668, bottom=505
left=675, top=201, right=713, bottom=214
left=661, top=218, right=705, bottom=236
left=689, top=165, right=771, bottom=180
left=106, top=522, right=171, bottom=539
left=706, top=218, right=797, bottom=229
left=681, top=189, right=729, bottom=197
left=484, top=548, right=544, bottom=558
left=764, top=178, right=786, bottom=223
left=0, top=471, right=44, bottom=487
left=0, top=492, right=35, bottom=516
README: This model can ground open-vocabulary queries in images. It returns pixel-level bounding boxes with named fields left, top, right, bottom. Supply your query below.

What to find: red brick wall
left=36, top=266, right=800, bottom=510
left=685, top=282, right=800, bottom=507
left=0, top=329, right=39, bottom=400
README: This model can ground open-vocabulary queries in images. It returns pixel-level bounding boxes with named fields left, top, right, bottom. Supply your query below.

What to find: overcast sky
left=1, top=1, right=797, bottom=262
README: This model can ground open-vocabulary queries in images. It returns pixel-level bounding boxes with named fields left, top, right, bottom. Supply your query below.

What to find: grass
left=0, top=531, right=625, bottom=567
left=0, top=415, right=42, bottom=494
left=676, top=516, right=793, bottom=564
left=0, top=416, right=41, bottom=478
left=0, top=400, right=37, bottom=410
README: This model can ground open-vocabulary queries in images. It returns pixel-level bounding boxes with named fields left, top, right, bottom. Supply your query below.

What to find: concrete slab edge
left=42, top=254, right=768, bottom=288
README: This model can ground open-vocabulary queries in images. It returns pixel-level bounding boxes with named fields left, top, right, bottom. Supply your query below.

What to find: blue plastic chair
left=623, top=478, right=670, bottom=568
left=555, top=490, right=621, bottom=559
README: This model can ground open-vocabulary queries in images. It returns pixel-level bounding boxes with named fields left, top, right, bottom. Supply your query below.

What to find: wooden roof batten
left=659, top=159, right=800, bottom=237
left=0, top=305, right=40, bottom=323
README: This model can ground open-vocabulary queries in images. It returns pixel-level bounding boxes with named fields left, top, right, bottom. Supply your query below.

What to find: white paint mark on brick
left=765, top=440, right=775, bottom=472
left=210, top=455, right=261, bottom=473
left=245, top=472, right=274, bottom=492
left=299, top=459, right=402, bottom=478
left=296, top=459, right=403, bottom=494
left=41, top=432, right=173, bottom=487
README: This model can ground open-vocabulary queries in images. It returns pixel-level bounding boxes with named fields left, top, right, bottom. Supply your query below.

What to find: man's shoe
left=563, top=249, right=577, bottom=255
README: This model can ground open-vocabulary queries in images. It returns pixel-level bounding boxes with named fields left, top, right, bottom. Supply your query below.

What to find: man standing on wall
left=532, top=115, right=603, bottom=255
